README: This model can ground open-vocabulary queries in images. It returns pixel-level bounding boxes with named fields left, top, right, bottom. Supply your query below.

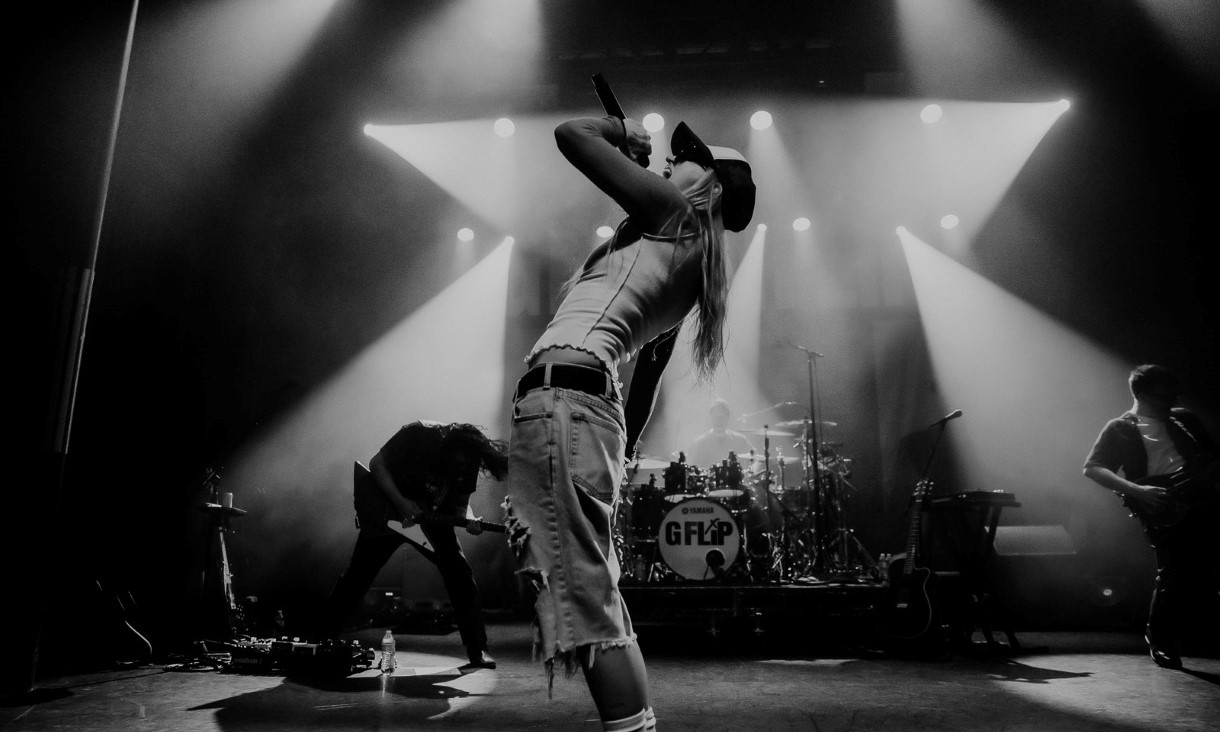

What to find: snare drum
left=657, top=497, right=742, bottom=581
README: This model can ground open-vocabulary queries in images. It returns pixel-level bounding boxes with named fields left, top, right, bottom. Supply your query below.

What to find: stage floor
left=3, top=620, right=1217, bottom=732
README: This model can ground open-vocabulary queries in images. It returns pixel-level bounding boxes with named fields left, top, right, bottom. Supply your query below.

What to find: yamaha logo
left=682, top=507, right=714, bottom=515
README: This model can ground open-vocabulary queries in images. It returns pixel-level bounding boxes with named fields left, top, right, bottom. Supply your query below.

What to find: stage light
left=1056, top=99, right=1071, bottom=113
left=920, top=104, right=943, bottom=124
left=757, top=223, right=767, bottom=232
left=642, top=113, right=665, bottom=133
left=793, top=217, right=811, bottom=232
left=596, top=225, right=615, bottom=239
left=493, top=118, right=516, bottom=138
left=750, top=111, right=773, bottom=130
left=940, top=214, right=960, bottom=230
left=457, top=227, right=475, bottom=241
left=504, top=236, right=515, bottom=246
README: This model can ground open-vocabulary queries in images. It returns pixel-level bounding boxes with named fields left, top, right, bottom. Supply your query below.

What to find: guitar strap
left=425, top=478, right=449, bottom=512
left=1168, top=415, right=1196, bottom=443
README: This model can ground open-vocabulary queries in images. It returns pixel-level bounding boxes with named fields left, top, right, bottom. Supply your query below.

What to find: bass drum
left=657, top=497, right=742, bottom=581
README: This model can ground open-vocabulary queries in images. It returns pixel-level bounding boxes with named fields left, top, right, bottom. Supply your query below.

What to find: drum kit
left=614, top=418, right=876, bottom=585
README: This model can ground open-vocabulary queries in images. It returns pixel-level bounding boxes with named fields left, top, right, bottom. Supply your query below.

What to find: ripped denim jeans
left=503, top=385, right=635, bottom=691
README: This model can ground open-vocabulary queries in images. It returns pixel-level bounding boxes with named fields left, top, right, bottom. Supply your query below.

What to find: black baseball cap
left=670, top=121, right=756, bottom=232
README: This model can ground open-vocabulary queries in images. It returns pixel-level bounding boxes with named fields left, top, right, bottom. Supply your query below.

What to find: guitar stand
left=925, top=493, right=1023, bottom=657
left=198, top=500, right=248, bottom=641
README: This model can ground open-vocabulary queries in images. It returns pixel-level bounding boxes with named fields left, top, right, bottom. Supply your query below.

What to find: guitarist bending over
left=321, top=420, right=508, bottom=669
left=1083, top=364, right=1220, bottom=669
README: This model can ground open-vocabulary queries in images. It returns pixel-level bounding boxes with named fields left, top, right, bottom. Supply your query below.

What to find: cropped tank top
left=528, top=220, right=703, bottom=378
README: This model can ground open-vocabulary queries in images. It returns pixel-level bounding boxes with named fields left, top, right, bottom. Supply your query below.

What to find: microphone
left=591, top=73, right=649, bottom=168
left=929, top=409, right=963, bottom=429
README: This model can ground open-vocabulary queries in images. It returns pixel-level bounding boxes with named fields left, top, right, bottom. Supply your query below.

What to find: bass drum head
left=657, top=497, right=741, bottom=580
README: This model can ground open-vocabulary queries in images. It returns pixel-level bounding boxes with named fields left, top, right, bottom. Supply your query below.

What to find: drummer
left=685, top=398, right=756, bottom=467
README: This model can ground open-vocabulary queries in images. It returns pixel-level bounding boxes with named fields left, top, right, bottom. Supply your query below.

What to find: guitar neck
left=420, top=511, right=507, bottom=534
left=902, top=480, right=931, bottom=574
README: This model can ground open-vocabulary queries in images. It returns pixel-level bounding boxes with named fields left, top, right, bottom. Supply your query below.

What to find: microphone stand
left=918, top=412, right=960, bottom=483
left=787, top=343, right=825, bottom=574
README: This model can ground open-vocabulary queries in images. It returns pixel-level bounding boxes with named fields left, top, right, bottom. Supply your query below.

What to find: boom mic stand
left=786, top=342, right=827, bottom=574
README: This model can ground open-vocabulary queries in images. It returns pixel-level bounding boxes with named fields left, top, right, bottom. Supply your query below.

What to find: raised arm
left=555, top=117, right=691, bottom=234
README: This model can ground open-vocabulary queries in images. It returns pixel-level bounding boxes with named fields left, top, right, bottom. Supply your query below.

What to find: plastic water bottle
left=379, top=629, right=397, bottom=673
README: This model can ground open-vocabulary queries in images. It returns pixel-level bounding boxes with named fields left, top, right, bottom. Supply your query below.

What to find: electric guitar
left=881, top=479, right=935, bottom=640
left=352, top=462, right=506, bottom=559
left=1124, top=460, right=1220, bottom=529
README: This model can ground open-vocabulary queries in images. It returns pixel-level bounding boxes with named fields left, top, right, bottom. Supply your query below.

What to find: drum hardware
left=774, top=419, right=838, bottom=430
left=740, top=428, right=795, bottom=437
left=780, top=342, right=837, bottom=575
left=615, top=390, right=879, bottom=585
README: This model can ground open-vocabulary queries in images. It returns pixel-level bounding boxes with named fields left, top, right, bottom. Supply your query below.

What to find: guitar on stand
left=879, top=409, right=963, bottom=646
left=880, top=479, right=935, bottom=640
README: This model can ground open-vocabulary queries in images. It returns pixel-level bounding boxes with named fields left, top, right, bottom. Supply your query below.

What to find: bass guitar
left=1124, top=460, right=1220, bottom=529
left=881, top=479, right=935, bottom=640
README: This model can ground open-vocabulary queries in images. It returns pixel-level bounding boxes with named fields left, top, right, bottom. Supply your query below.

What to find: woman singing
left=505, top=113, right=755, bottom=732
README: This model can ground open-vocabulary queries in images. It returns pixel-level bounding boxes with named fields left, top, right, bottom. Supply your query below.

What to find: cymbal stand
left=818, top=456, right=877, bottom=578
left=752, top=426, right=803, bottom=581
left=787, top=343, right=827, bottom=572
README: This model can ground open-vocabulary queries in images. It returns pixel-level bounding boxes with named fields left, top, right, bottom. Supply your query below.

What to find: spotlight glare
left=757, top=223, right=767, bottom=232
left=1057, top=99, right=1071, bottom=113
left=504, top=236, right=515, bottom=246
left=363, top=123, right=374, bottom=136
left=494, top=117, right=516, bottom=138
left=792, top=217, right=811, bottom=232
left=596, top=225, right=615, bottom=239
left=920, top=104, right=944, bottom=124
left=642, top=113, right=665, bottom=133
left=457, top=227, right=475, bottom=242
left=750, top=111, right=773, bottom=130
left=940, top=214, right=960, bottom=230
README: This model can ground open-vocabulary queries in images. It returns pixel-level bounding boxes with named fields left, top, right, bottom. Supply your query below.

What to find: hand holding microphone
left=620, top=118, right=653, bottom=167
left=592, top=73, right=650, bottom=168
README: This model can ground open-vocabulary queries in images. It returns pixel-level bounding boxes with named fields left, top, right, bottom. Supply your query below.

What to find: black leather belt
left=515, top=362, right=617, bottom=401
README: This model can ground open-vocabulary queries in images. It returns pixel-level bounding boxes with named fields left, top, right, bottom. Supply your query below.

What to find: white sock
left=644, top=706, right=657, bottom=731
left=603, top=709, right=647, bottom=732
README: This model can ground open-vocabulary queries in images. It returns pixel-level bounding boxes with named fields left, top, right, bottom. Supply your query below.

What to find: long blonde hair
left=560, top=169, right=728, bottom=383
left=680, top=168, right=727, bottom=383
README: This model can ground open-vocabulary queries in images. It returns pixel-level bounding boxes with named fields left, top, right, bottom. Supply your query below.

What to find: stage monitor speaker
left=991, top=525, right=1088, bottom=627
left=993, top=524, right=1076, bottom=557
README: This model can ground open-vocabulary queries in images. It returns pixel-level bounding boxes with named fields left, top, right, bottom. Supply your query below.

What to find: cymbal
left=774, top=419, right=838, bottom=429
left=740, top=428, right=795, bottom=437
left=629, top=457, right=671, bottom=470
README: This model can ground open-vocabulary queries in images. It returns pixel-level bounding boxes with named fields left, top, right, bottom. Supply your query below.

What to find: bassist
left=319, top=420, right=508, bottom=669
left=1083, top=364, right=1220, bottom=668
